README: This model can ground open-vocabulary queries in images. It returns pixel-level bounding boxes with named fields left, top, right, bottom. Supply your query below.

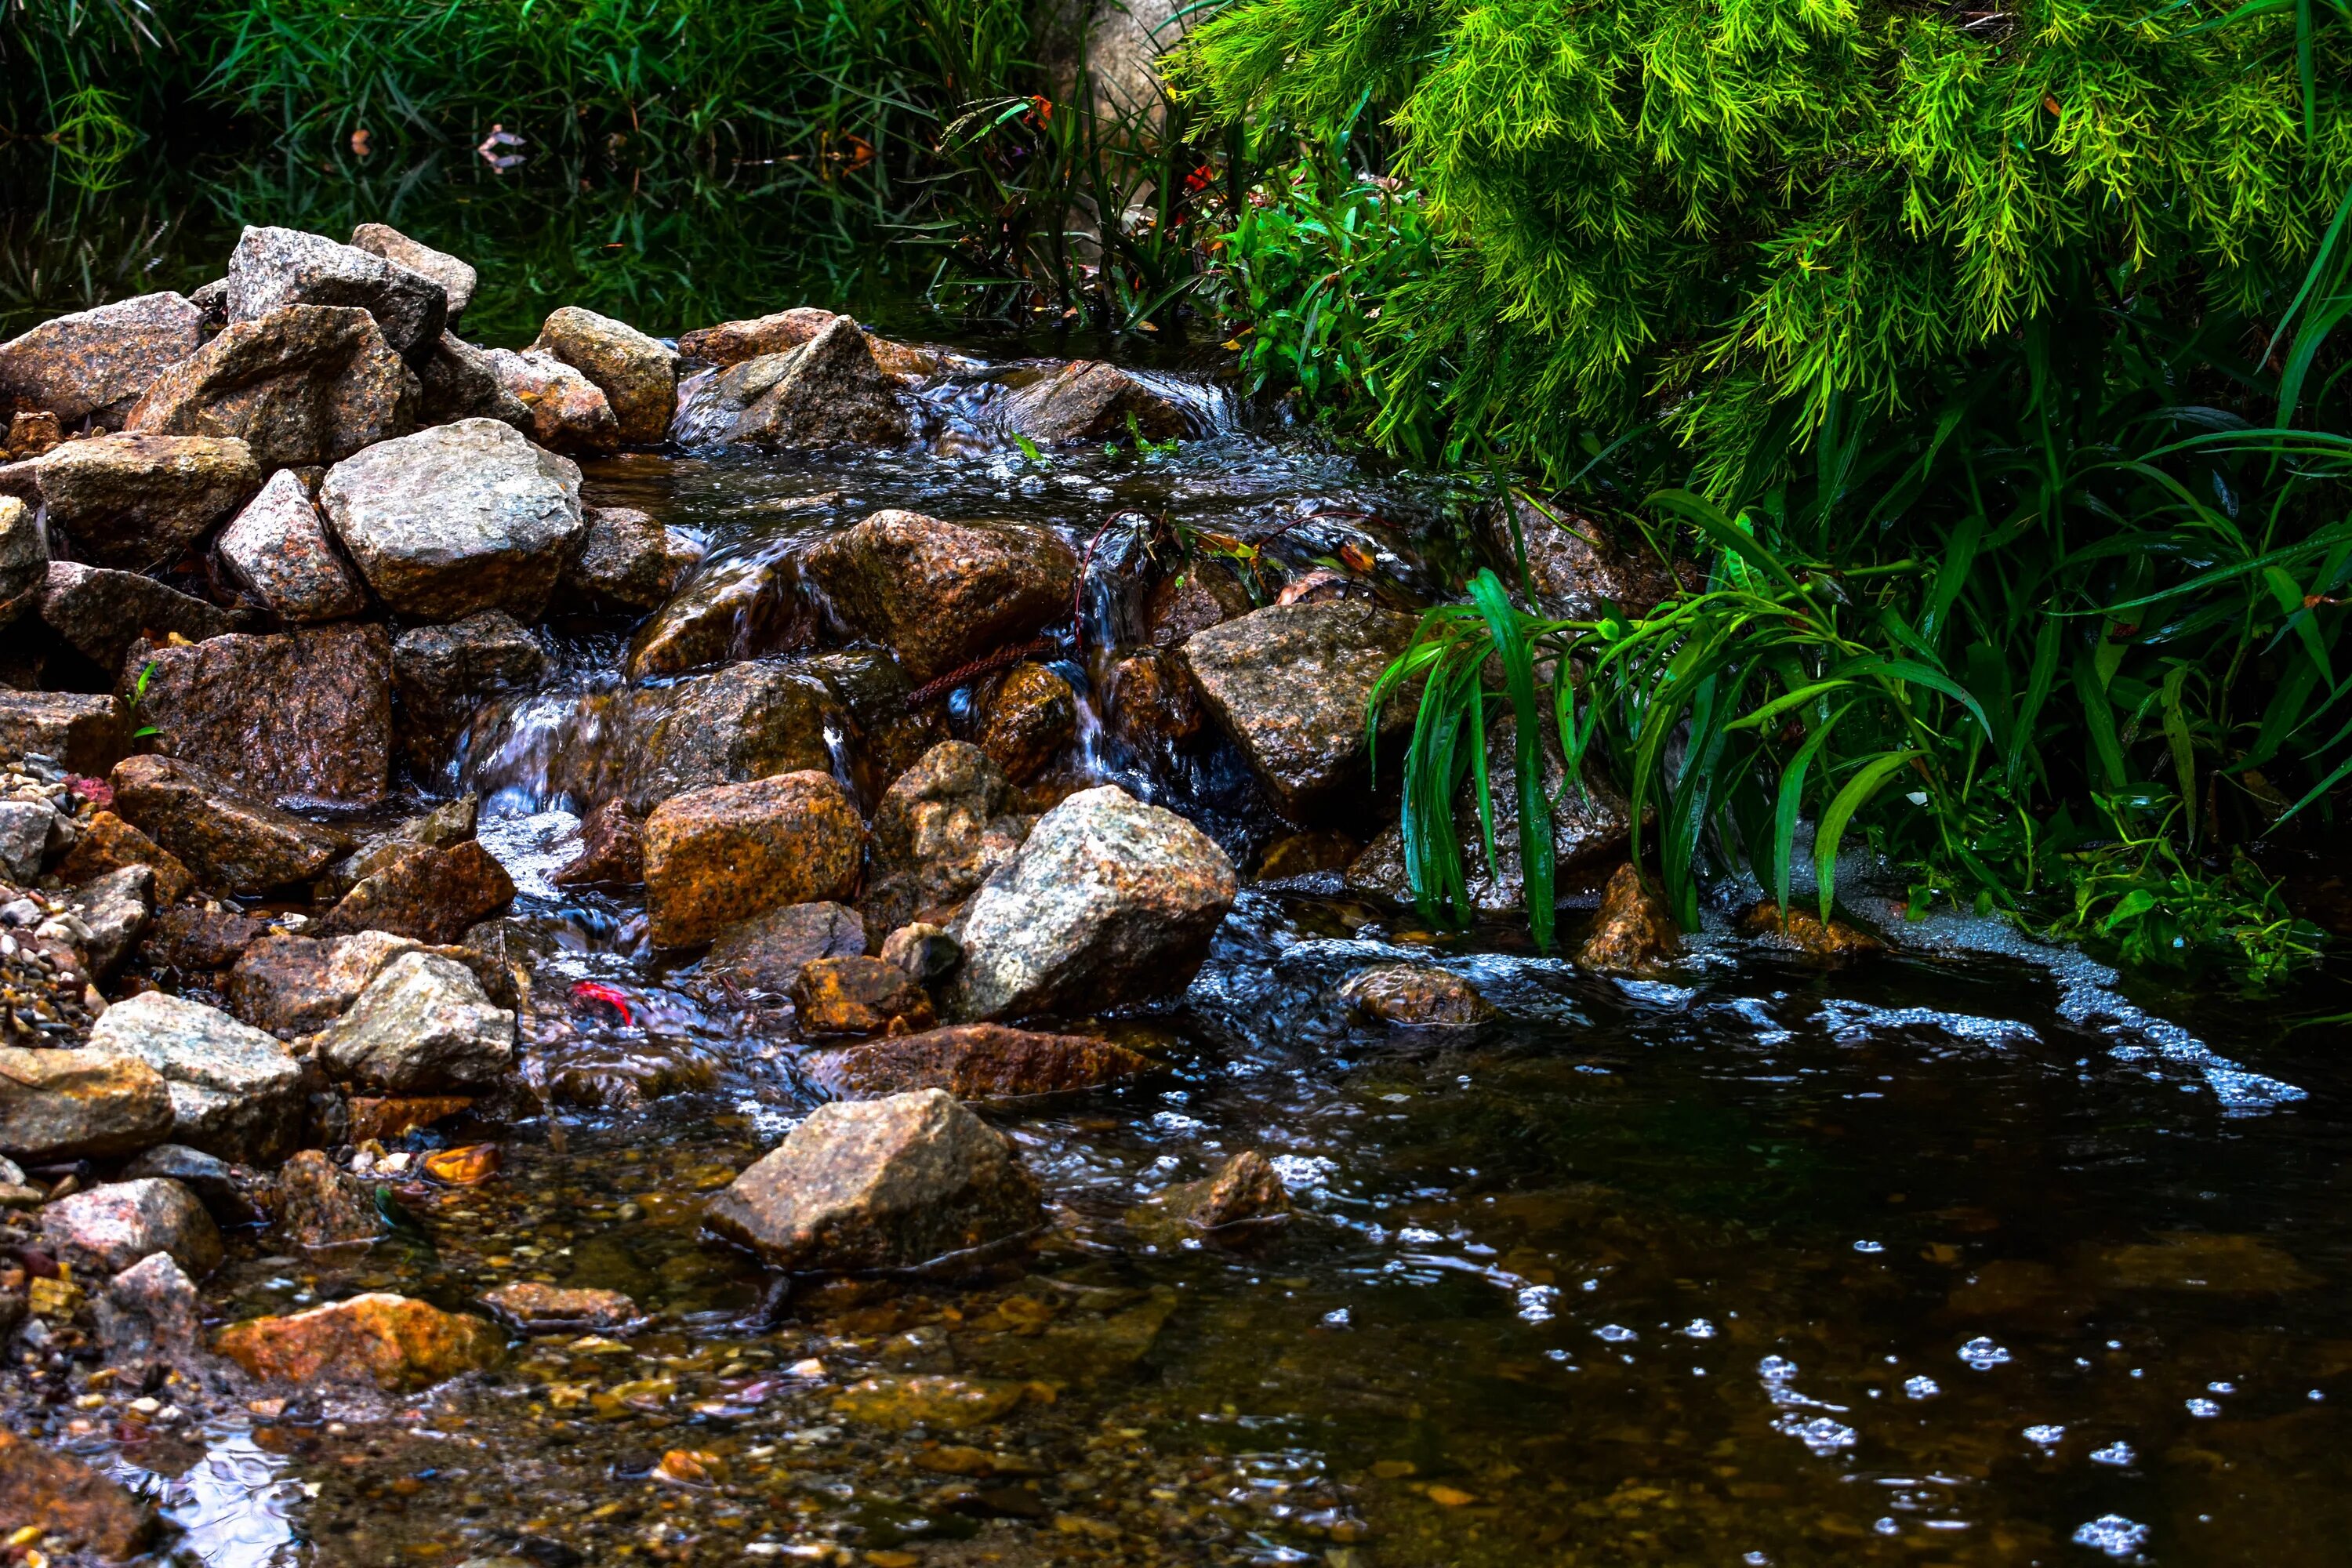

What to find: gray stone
left=122, top=303, right=416, bottom=469
left=701, top=900, right=866, bottom=996
left=0, top=494, right=49, bottom=621
left=32, top=433, right=260, bottom=572
left=95, top=1250, right=206, bottom=1366
left=702, top=1088, right=1041, bottom=1271
left=120, top=1143, right=266, bottom=1225
left=88, top=990, right=305, bottom=1163
left=217, top=467, right=368, bottom=622
left=350, top=223, right=477, bottom=322
left=64, top=862, right=151, bottom=978
left=0, top=292, right=203, bottom=430
left=225, top=225, right=448, bottom=359
left=859, top=741, right=1025, bottom=939
left=0, top=797, right=53, bottom=881
left=1178, top=601, right=1418, bottom=809
left=108, top=753, right=349, bottom=895
left=0, top=1046, right=173, bottom=1163
left=670, top=316, right=907, bottom=448
left=313, top=949, right=515, bottom=1092
left=227, top=929, right=421, bottom=1036
left=1000, top=360, right=1209, bottom=446
left=416, top=332, right=531, bottom=427
left=391, top=611, right=545, bottom=771
left=482, top=347, right=619, bottom=455
left=0, top=691, right=125, bottom=775
left=267, top=1147, right=386, bottom=1249
left=320, top=417, right=586, bottom=621
left=532, top=307, right=677, bottom=445
left=41, top=562, right=234, bottom=670
left=948, top=785, right=1235, bottom=1022
left=42, top=1178, right=222, bottom=1277
left=562, top=505, right=702, bottom=612
left=618, top=659, right=842, bottom=814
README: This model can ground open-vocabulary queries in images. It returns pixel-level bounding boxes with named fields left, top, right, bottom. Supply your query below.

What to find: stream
left=13, top=158, right=2352, bottom=1568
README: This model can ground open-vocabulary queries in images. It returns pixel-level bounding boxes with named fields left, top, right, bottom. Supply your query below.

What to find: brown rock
left=1254, top=831, right=1356, bottom=880
left=617, top=659, right=842, bottom=814
left=1178, top=601, right=1417, bottom=809
left=700, top=899, right=864, bottom=994
left=1576, top=862, right=1681, bottom=976
left=226, top=930, right=418, bottom=1036
left=532, top=307, right=678, bottom=445
left=136, top=905, right=268, bottom=971
left=550, top=798, right=644, bottom=889
left=1338, top=963, right=1496, bottom=1025
left=702, top=1088, right=1042, bottom=1271
left=1000, top=361, right=1207, bottom=445
left=1743, top=900, right=1886, bottom=961
left=1489, top=494, right=1686, bottom=622
left=267, top=1148, right=387, bottom=1248
left=676, top=307, right=840, bottom=365
left=216, top=466, right=369, bottom=623
left=858, top=741, right=1025, bottom=939
left=1155, top=1148, right=1290, bottom=1232
left=32, top=432, right=260, bottom=572
left=1107, top=648, right=1203, bottom=754
left=1145, top=561, right=1253, bottom=648
left=976, top=661, right=1076, bottom=782
left=800, top=648, right=944, bottom=791
left=0, top=1427, right=154, bottom=1559
left=622, top=550, right=807, bottom=677
left=123, top=303, right=416, bottom=469
left=791, top=956, right=937, bottom=1039
left=0, top=690, right=125, bottom=775
left=810, top=1023, right=1151, bottom=1099
left=0, top=1046, right=173, bottom=1162
left=42, top=1177, right=223, bottom=1276
left=350, top=223, right=477, bottom=321
left=110, top=753, right=349, bottom=894
left=562, top=504, right=702, bottom=612
left=480, top=1281, right=641, bottom=1333
left=213, top=1292, right=506, bottom=1391
left=5, top=409, right=60, bottom=459
left=390, top=611, right=546, bottom=772
left=669, top=316, right=908, bottom=448
left=126, top=622, right=393, bottom=808
left=0, top=292, right=201, bottom=430
left=414, top=330, right=530, bottom=426
left=42, top=561, right=235, bottom=670
left=345, top=1095, right=470, bottom=1142
left=56, top=811, right=195, bottom=906
left=643, top=771, right=865, bottom=948
left=804, top=510, right=1076, bottom=682
left=315, top=840, right=516, bottom=945
left=482, top=347, right=619, bottom=453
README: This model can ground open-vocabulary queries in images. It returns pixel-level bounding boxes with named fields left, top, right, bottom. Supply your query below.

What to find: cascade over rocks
left=42, top=561, right=235, bottom=668
left=321, top=417, right=586, bottom=621
left=562, top=505, right=703, bottom=612
left=1000, top=359, right=1208, bottom=445
left=390, top=611, right=546, bottom=771
left=670, top=315, right=909, bottom=448
left=225, top=225, right=448, bottom=359
left=350, top=223, right=477, bottom=323
left=217, top=468, right=369, bottom=622
left=641, top=771, right=865, bottom=948
left=124, top=303, right=417, bottom=468
left=618, top=659, right=843, bottom=814
left=0, top=291, right=203, bottom=430
left=126, top=622, right=394, bottom=808
left=1178, top=601, right=1419, bottom=809
left=482, top=347, right=621, bottom=454
left=31, top=432, right=260, bottom=572
left=0, top=1045, right=173, bottom=1162
left=42, top=1177, right=223, bottom=1277
left=622, top=550, right=807, bottom=678
left=803, top=510, right=1076, bottom=683
left=702, top=1087, right=1043, bottom=1271
left=109, top=753, right=350, bottom=893
left=88, top=990, right=305, bottom=1163
left=532, top=307, right=679, bottom=444
left=947, top=785, right=1236, bottom=1022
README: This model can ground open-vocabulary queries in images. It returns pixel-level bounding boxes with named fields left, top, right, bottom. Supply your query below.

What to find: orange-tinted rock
left=126, top=622, right=394, bottom=808
left=266, top=1149, right=385, bottom=1248
left=616, top=660, right=840, bottom=813
left=110, top=753, right=348, bottom=895
left=214, top=1291, right=507, bottom=1391
left=56, top=810, right=195, bottom=905
left=809, top=1023, right=1152, bottom=1099
left=32, top=432, right=260, bottom=573
left=701, top=899, right=864, bottom=995
left=532, top=307, right=677, bottom=445
left=482, top=347, right=618, bottom=455
left=1338, top=964, right=1496, bottom=1026
left=1576, top=862, right=1681, bottom=976
left=0, top=1426, right=154, bottom=1558
left=801, top=510, right=1076, bottom=683
left=677, top=307, right=840, bottom=365
left=0, top=1045, right=174, bottom=1162
left=481, top=1281, right=641, bottom=1332
left=858, top=741, right=1026, bottom=942
left=1144, top=561, right=1252, bottom=648
left=315, top=840, right=516, bottom=944
left=551, top=798, right=644, bottom=889
left=976, top=661, right=1076, bottom=782
left=1154, top=1149, right=1290, bottom=1232
left=1107, top=648, right=1203, bottom=755
left=136, top=906, right=269, bottom=970
left=792, top=956, right=936, bottom=1039
left=668, top=317, right=908, bottom=448
left=562, top=504, right=702, bottom=613
left=641, top=771, right=864, bottom=949
left=421, top=1143, right=499, bottom=1185
left=621, top=553, right=806, bottom=679
left=0, top=290, right=202, bottom=430
left=345, top=1095, right=470, bottom=1142
left=1743, top=900, right=1886, bottom=962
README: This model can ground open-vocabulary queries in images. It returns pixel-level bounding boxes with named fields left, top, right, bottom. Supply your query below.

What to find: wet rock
left=128, top=622, right=393, bottom=808
left=120, top=1142, right=267, bottom=1225
left=858, top=742, right=1025, bottom=938
left=880, top=920, right=960, bottom=982
left=314, top=949, right=516, bottom=1093
left=532, top=307, right=678, bottom=445
left=1254, top=830, right=1356, bottom=880
left=1106, top=648, right=1203, bottom=755
left=1149, top=1149, right=1290, bottom=1232
left=1742, top=900, right=1886, bottom=961
left=700, top=899, right=864, bottom=994
left=1487, top=494, right=1686, bottom=621
left=677, top=306, right=840, bottom=365
left=350, top=223, right=477, bottom=323
left=0, top=690, right=126, bottom=775
left=2090, top=1232, right=2318, bottom=1294
left=4, top=408, right=60, bottom=459
left=0, top=1427, right=155, bottom=1559
left=480, top=1281, right=641, bottom=1333
left=642, top=770, right=864, bottom=948
left=89, top=990, right=304, bottom=1163
left=216, top=467, right=368, bottom=622
left=482, top=347, right=620, bottom=455
left=226, top=225, right=448, bottom=359
left=345, top=1094, right=470, bottom=1142
left=703, top=1087, right=1042, bottom=1270
left=321, top=417, right=586, bottom=621
left=1145, top=561, right=1253, bottom=648
left=317, top=840, right=517, bottom=945
left=415, top=331, right=531, bottom=427
left=214, top=1291, right=507, bottom=1391
left=0, top=1046, right=172, bottom=1161
left=227, top=930, right=419, bottom=1036
left=1000, top=360, right=1204, bottom=445
left=0, top=291, right=203, bottom=430
left=0, top=795, right=55, bottom=880
left=801, top=647, right=944, bottom=788
left=0, top=493, right=49, bottom=619
left=670, top=315, right=908, bottom=448
left=551, top=798, right=644, bottom=889
left=390, top=610, right=546, bottom=771
left=1179, top=601, right=1417, bottom=809
left=618, top=659, right=840, bottom=813
left=32, top=432, right=260, bottom=572
left=1339, top=964, right=1496, bottom=1026
left=64, top=862, right=153, bottom=977
left=43, top=1177, right=223, bottom=1276
left=561, top=504, right=702, bottom=612
left=1575, top=862, right=1680, bottom=976
left=42, top=561, right=234, bottom=668
left=833, top=1374, right=1029, bottom=1431
left=136, top=904, right=268, bottom=970
left=811, top=1023, right=1151, bottom=1099
left=947, top=785, right=1236, bottom=1022
left=124, top=303, right=416, bottom=469
left=791, top=955, right=937, bottom=1039
left=622, top=550, right=807, bottom=678
left=267, top=1148, right=387, bottom=1248
left=976, top=661, right=1076, bottom=782
left=803, top=510, right=1076, bottom=683
left=95, top=1248, right=206, bottom=1365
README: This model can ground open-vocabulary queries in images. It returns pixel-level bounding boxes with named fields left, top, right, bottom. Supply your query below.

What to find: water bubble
left=2071, top=1515, right=2150, bottom=1558
left=1874, top=1517, right=1900, bottom=1536
left=1320, top=1308, right=1351, bottom=1328
left=2024, top=1424, right=2065, bottom=1447
left=2089, top=1442, right=2136, bottom=1466
left=1759, top=1355, right=1798, bottom=1382
left=2185, top=1398, right=2221, bottom=1417
left=1853, top=1240, right=1885, bottom=1254
left=2207, top=1381, right=2234, bottom=1394
left=1682, top=1319, right=1717, bottom=1339
left=1771, top=1414, right=1857, bottom=1455
left=1958, top=1336, right=2012, bottom=1370
left=1595, top=1323, right=1638, bottom=1343
left=1515, top=1285, right=1558, bottom=1323
left=1904, top=1375, right=1940, bottom=1399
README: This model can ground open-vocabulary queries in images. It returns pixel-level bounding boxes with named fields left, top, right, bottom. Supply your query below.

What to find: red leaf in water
left=571, top=981, right=633, bottom=1026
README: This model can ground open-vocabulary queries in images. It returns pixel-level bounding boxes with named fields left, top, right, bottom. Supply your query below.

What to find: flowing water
left=13, top=158, right=2352, bottom=1568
